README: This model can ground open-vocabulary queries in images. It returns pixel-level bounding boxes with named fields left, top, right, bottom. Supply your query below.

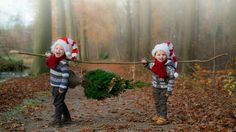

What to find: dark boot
left=62, top=115, right=72, bottom=124
left=48, top=120, right=62, bottom=127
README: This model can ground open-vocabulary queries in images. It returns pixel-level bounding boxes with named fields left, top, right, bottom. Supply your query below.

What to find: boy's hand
left=166, top=91, right=172, bottom=97
left=141, top=58, right=147, bottom=64
left=45, top=52, right=52, bottom=57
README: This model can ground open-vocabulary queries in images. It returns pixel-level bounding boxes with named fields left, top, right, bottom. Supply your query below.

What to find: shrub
left=0, top=57, right=25, bottom=72
left=82, top=69, right=145, bottom=100
left=223, top=72, right=236, bottom=95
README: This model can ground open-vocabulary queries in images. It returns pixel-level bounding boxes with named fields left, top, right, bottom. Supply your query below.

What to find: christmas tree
left=82, top=69, right=134, bottom=100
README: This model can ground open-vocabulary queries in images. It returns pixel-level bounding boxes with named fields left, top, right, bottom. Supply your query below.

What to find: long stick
left=9, top=50, right=46, bottom=57
left=9, top=50, right=228, bottom=64
left=178, top=53, right=228, bottom=63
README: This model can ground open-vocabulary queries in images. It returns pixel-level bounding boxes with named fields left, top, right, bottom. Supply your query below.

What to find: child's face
left=53, top=44, right=65, bottom=58
left=154, top=50, right=167, bottom=62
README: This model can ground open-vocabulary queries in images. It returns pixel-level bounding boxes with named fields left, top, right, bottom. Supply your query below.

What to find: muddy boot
left=152, top=115, right=160, bottom=121
left=48, top=120, right=62, bottom=127
left=62, top=115, right=72, bottom=124
left=51, top=114, right=55, bottom=118
left=155, top=116, right=168, bottom=125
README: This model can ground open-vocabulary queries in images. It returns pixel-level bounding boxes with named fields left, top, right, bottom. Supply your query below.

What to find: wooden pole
left=9, top=50, right=46, bottom=57
left=9, top=50, right=228, bottom=64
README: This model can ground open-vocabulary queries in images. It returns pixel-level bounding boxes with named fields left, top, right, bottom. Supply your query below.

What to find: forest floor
left=0, top=64, right=235, bottom=131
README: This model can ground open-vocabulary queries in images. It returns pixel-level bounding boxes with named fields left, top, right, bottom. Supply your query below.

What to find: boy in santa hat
left=141, top=43, right=176, bottom=125
left=45, top=37, right=78, bottom=127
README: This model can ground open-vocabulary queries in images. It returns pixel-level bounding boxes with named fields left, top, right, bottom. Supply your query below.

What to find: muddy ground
left=0, top=64, right=235, bottom=131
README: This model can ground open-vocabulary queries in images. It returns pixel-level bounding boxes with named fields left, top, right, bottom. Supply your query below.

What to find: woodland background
left=0, top=0, right=235, bottom=74
left=0, top=0, right=236, bottom=131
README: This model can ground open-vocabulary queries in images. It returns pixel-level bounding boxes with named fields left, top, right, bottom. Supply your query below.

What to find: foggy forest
left=0, top=0, right=235, bottom=131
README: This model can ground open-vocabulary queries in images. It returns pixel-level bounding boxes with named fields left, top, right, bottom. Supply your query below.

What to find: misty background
left=0, top=0, right=235, bottom=73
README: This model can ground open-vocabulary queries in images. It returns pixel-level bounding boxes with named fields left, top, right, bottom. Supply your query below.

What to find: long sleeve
left=143, top=59, right=154, bottom=70
left=166, top=66, right=175, bottom=91
left=50, top=59, right=69, bottom=89
left=59, top=61, right=69, bottom=89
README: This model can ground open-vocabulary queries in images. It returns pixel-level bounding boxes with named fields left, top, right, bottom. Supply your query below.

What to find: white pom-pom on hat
left=151, top=43, right=170, bottom=58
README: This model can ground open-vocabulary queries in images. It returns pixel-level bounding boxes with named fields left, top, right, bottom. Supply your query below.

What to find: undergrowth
left=0, top=56, right=25, bottom=72
left=0, top=91, right=49, bottom=126
left=181, top=63, right=236, bottom=96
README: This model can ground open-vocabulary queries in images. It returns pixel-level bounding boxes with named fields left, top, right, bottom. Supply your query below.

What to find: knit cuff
left=167, top=87, right=173, bottom=91
left=144, top=58, right=151, bottom=68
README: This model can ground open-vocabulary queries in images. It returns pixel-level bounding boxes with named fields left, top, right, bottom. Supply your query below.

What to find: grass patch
left=0, top=106, right=25, bottom=125
left=0, top=91, right=49, bottom=126
left=22, top=99, right=41, bottom=107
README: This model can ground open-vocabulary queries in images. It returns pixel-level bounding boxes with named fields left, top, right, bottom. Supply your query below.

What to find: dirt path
left=1, top=64, right=235, bottom=131
left=2, top=85, right=176, bottom=131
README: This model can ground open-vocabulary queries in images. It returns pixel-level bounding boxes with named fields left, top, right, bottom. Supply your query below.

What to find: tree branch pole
left=178, top=53, right=228, bottom=63
left=9, top=50, right=228, bottom=64
left=9, top=50, right=46, bottom=57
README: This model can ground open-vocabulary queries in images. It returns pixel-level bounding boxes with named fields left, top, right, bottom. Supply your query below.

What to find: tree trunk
left=56, top=0, right=66, bottom=37
left=31, top=0, right=52, bottom=75
left=133, top=0, right=140, bottom=61
left=125, top=0, right=134, bottom=61
left=78, top=0, right=88, bottom=60
left=229, top=0, right=236, bottom=69
left=139, top=0, right=152, bottom=57
left=110, top=1, right=122, bottom=61
left=64, top=0, right=77, bottom=39
left=180, top=0, right=195, bottom=73
left=146, top=0, right=152, bottom=56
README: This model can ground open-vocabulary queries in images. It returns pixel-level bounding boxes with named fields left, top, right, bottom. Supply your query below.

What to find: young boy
left=46, top=37, right=78, bottom=127
left=141, top=43, right=176, bottom=125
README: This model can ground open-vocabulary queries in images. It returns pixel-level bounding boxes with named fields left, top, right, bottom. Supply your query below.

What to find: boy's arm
left=166, top=66, right=175, bottom=95
left=141, top=58, right=153, bottom=70
left=59, top=61, right=70, bottom=91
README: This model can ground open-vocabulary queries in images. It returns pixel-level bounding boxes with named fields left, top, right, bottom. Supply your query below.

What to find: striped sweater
left=145, top=60, right=175, bottom=91
left=50, top=59, right=69, bottom=89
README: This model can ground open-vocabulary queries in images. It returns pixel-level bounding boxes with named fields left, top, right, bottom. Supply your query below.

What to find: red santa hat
left=165, top=41, right=177, bottom=62
left=151, top=43, right=170, bottom=58
left=164, top=41, right=179, bottom=78
left=51, top=37, right=79, bottom=60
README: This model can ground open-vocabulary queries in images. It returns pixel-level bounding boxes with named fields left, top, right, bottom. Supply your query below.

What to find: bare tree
left=64, top=0, right=77, bottom=39
left=229, top=0, right=236, bottom=63
left=139, top=0, right=152, bottom=57
left=31, top=0, right=52, bottom=75
left=133, top=0, right=140, bottom=61
left=56, top=0, right=66, bottom=37
left=174, top=0, right=196, bottom=72
left=124, top=0, right=134, bottom=61
left=78, top=0, right=88, bottom=60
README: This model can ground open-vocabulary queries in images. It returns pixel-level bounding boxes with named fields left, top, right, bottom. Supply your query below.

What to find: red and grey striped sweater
left=144, top=60, right=176, bottom=91
left=49, top=59, right=69, bottom=89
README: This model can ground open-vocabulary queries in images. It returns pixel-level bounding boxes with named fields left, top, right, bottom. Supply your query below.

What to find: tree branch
left=178, top=53, right=228, bottom=63
left=9, top=50, right=229, bottom=64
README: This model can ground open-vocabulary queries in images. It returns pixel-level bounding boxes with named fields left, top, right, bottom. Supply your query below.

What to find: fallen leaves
left=3, top=119, right=25, bottom=131
left=0, top=73, right=50, bottom=113
left=0, top=64, right=235, bottom=131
